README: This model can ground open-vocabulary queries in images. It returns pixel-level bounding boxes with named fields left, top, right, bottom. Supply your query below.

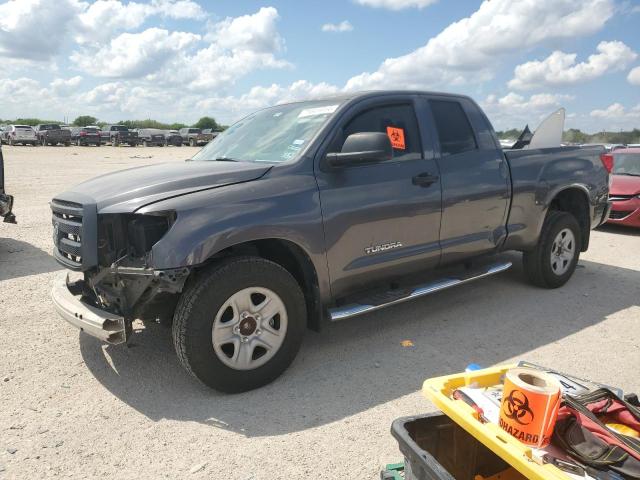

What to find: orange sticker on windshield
left=386, top=126, right=406, bottom=150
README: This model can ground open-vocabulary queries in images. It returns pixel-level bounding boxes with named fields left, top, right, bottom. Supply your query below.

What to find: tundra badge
left=364, top=241, right=403, bottom=255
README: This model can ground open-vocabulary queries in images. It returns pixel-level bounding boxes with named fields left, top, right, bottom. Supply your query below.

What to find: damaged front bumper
left=51, top=272, right=126, bottom=344
left=0, top=193, right=16, bottom=223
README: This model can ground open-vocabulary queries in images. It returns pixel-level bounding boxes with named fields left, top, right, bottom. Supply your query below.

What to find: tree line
left=496, top=128, right=640, bottom=145
left=0, top=115, right=227, bottom=131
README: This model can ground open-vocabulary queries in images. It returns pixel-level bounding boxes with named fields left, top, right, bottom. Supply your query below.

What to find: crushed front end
left=50, top=197, right=189, bottom=344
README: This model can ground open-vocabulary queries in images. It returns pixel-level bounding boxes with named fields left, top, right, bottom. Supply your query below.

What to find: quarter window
left=430, top=100, right=477, bottom=157
left=335, top=104, right=422, bottom=161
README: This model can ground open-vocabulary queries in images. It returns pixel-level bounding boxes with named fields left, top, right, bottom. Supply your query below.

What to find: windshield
left=612, top=153, right=640, bottom=176
left=192, top=100, right=342, bottom=163
left=112, top=126, right=128, bottom=131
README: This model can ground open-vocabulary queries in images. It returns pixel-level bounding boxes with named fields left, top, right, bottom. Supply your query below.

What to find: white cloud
left=71, top=28, right=200, bottom=78
left=345, top=0, right=615, bottom=91
left=508, top=41, right=637, bottom=90
left=50, top=76, right=83, bottom=96
left=76, top=0, right=205, bottom=44
left=158, top=7, right=290, bottom=91
left=205, top=7, right=283, bottom=54
left=0, top=0, right=83, bottom=60
left=321, top=21, right=354, bottom=33
left=628, top=66, right=640, bottom=86
left=590, top=103, right=640, bottom=119
left=354, top=0, right=437, bottom=10
left=481, top=92, right=574, bottom=130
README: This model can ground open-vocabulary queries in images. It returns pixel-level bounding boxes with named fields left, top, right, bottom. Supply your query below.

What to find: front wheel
left=523, top=211, right=581, bottom=289
left=173, top=257, right=306, bottom=393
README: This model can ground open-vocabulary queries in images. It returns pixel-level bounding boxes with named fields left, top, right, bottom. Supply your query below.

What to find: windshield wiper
left=214, top=157, right=239, bottom=162
left=615, top=172, right=640, bottom=176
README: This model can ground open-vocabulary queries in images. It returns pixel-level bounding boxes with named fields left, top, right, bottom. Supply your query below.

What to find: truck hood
left=60, top=161, right=271, bottom=213
left=610, top=174, right=640, bottom=196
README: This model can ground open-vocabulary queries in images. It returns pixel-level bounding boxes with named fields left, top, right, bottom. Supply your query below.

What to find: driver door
left=315, top=97, right=442, bottom=299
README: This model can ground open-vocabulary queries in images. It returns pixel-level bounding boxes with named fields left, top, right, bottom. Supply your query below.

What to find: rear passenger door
left=426, top=96, right=510, bottom=263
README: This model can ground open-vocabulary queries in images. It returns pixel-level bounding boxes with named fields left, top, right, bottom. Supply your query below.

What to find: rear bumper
left=51, top=272, right=126, bottom=344
left=606, top=197, right=640, bottom=227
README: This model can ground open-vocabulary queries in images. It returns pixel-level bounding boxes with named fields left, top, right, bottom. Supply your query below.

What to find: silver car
left=2, top=125, right=38, bottom=146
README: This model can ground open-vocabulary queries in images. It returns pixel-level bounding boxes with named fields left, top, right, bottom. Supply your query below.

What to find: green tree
left=193, top=116, right=220, bottom=130
left=73, top=115, right=98, bottom=126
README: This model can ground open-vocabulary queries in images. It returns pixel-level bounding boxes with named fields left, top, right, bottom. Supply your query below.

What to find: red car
left=606, top=148, right=640, bottom=227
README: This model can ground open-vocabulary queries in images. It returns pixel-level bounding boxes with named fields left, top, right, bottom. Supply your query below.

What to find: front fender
left=138, top=172, right=330, bottom=298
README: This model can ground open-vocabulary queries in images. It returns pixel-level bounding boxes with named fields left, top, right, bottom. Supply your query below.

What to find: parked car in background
left=70, top=126, right=101, bottom=146
left=2, top=125, right=37, bottom=146
left=137, top=129, right=166, bottom=147
left=0, top=143, right=16, bottom=224
left=606, top=148, right=640, bottom=227
left=104, top=125, right=138, bottom=146
left=50, top=90, right=611, bottom=393
left=163, top=129, right=183, bottom=147
left=34, top=124, right=71, bottom=146
left=87, top=126, right=109, bottom=145
left=179, top=127, right=212, bottom=146
left=202, top=129, right=220, bottom=140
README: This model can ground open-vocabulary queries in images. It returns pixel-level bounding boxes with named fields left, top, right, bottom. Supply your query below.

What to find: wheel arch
left=195, top=238, right=324, bottom=331
left=546, top=185, right=591, bottom=252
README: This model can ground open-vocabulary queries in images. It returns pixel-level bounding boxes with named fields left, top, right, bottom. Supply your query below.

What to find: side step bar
left=329, top=261, right=512, bottom=321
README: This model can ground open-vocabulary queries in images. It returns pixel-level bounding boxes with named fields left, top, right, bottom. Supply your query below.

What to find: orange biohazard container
left=422, top=365, right=571, bottom=480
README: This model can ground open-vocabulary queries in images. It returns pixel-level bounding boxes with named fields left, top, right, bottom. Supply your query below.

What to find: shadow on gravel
left=0, top=237, right=59, bottom=281
left=596, top=224, right=640, bottom=237
left=80, top=253, right=639, bottom=437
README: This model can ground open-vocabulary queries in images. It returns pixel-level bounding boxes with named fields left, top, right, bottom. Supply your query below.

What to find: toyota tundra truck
left=50, top=91, right=611, bottom=393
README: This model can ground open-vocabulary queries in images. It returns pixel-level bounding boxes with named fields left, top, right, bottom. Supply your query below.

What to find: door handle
left=412, top=172, right=439, bottom=187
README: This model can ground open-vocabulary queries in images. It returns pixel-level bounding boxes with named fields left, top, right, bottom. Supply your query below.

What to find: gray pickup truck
left=34, top=124, right=71, bottom=146
left=50, top=91, right=611, bottom=392
left=179, top=127, right=213, bottom=146
left=104, top=125, right=138, bottom=146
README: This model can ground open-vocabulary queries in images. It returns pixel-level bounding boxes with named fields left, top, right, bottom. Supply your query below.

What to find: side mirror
left=326, top=132, right=393, bottom=167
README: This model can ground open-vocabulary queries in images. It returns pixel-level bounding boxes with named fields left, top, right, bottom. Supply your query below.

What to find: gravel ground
left=1, top=145, right=639, bottom=479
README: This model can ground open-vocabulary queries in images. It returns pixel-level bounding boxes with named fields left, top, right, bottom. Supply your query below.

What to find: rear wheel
left=173, top=257, right=306, bottom=393
left=523, top=211, right=581, bottom=288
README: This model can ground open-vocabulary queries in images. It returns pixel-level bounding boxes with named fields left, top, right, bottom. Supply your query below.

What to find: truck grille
left=609, top=210, right=632, bottom=220
left=51, top=199, right=84, bottom=268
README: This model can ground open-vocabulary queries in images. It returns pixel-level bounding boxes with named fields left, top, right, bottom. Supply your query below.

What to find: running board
left=328, top=261, right=512, bottom=321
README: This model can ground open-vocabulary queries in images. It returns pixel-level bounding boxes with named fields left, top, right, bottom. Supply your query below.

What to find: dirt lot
left=1, top=145, right=639, bottom=479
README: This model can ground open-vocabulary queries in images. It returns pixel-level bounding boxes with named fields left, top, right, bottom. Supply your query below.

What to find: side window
left=335, top=104, right=422, bottom=161
left=429, top=100, right=477, bottom=157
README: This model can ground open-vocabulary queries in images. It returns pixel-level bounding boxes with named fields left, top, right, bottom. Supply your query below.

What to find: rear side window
left=337, top=104, right=422, bottom=161
left=430, top=100, right=477, bottom=157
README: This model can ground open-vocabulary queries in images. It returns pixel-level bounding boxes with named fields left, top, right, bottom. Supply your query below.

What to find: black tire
left=523, top=211, right=581, bottom=289
left=173, top=257, right=306, bottom=393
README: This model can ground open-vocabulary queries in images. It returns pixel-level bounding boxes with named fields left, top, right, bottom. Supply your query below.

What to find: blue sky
left=1, top=0, right=639, bottom=131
